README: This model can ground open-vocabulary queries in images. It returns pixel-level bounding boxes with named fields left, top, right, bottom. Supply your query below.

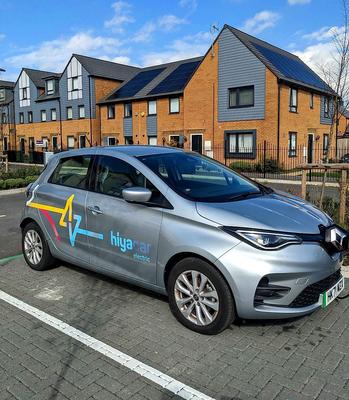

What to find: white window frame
left=51, top=108, right=57, bottom=121
left=67, top=136, right=75, bottom=150
left=108, top=105, right=115, bottom=119
left=67, top=107, right=73, bottom=120
left=148, top=100, right=157, bottom=115
left=148, top=136, right=157, bottom=146
left=78, top=105, right=85, bottom=119
left=169, top=97, right=180, bottom=114
left=41, top=110, right=47, bottom=122
left=46, top=80, right=54, bottom=95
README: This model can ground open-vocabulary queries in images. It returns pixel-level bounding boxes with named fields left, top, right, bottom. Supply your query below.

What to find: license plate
left=320, top=277, right=345, bottom=308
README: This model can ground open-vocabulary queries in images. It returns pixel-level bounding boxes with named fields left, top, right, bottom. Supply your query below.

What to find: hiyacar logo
left=110, top=231, right=151, bottom=263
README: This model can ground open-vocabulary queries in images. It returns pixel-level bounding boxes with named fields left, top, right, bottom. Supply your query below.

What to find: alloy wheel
left=174, top=270, right=220, bottom=326
left=24, top=229, right=43, bottom=265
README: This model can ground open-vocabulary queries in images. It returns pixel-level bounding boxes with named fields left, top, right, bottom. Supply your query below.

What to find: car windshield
left=138, top=152, right=263, bottom=202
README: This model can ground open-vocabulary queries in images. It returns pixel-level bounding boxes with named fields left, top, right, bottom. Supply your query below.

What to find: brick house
left=13, top=55, right=138, bottom=155
left=100, top=24, right=336, bottom=166
left=6, top=24, right=340, bottom=166
left=0, top=80, right=15, bottom=152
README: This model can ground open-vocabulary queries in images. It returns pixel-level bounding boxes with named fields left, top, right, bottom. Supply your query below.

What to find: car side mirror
left=122, top=187, right=152, bottom=203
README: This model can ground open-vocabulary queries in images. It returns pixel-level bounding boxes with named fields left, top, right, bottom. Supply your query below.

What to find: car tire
left=22, top=222, right=57, bottom=271
left=168, top=257, right=235, bottom=334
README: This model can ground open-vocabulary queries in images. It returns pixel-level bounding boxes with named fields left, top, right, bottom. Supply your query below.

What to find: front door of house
left=191, top=134, right=203, bottom=154
left=307, top=134, right=314, bottom=163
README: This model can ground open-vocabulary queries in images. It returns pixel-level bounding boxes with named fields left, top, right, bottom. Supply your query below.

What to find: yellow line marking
left=28, top=194, right=75, bottom=227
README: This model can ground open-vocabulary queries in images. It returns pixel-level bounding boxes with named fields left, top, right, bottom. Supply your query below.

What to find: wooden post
left=339, top=169, right=347, bottom=224
left=301, top=169, right=307, bottom=199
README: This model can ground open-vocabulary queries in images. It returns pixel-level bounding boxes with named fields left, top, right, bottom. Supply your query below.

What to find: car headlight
left=222, top=227, right=302, bottom=250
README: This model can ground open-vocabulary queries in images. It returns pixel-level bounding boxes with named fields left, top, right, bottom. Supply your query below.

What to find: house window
left=78, top=105, right=85, bottom=119
left=1, top=113, right=6, bottom=124
left=67, top=107, right=73, bottom=120
left=227, top=131, right=255, bottom=156
left=124, top=102, right=132, bottom=118
left=108, top=105, right=115, bottom=119
left=29, top=137, right=35, bottom=151
left=229, top=86, right=254, bottom=108
left=323, top=134, right=329, bottom=154
left=310, top=93, right=314, bottom=109
left=289, top=88, right=298, bottom=112
left=19, top=112, right=24, bottom=124
left=288, top=132, right=297, bottom=157
left=108, top=137, right=116, bottom=146
left=72, top=77, right=79, bottom=91
left=0, top=89, right=5, bottom=101
left=67, top=136, right=75, bottom=150
left=46, top=80, right=54, bottom=95
left=51, top=108, right=57, bottom=121
left=169, top=97, right=180, bottom=114
left=324, top=97, right=330, bottom=118
left=148, top=136, right=157, bottom=146
left=125, top=137, right=133, bottom=145
left=41, top=110, right=47, bottom=122
left=28, top=111, right=33, bottom=123
left=148, top=100, right=157, bottom=115
left=22, top=87, right=28, bottom=100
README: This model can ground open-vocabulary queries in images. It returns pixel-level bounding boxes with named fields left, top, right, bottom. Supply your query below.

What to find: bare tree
left=318, top=0, right=349, bottom=207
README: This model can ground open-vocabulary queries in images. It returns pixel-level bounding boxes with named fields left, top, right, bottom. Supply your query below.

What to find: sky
left=0, top=0, right=345, bottom=81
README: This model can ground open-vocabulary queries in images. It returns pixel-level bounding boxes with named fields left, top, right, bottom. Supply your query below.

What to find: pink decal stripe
left=40, top=209, right=61, bottom=242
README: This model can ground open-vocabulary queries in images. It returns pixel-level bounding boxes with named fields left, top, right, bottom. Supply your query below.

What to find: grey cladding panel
left=124, top=118, right=133, bottom=136
left=320, top=95, right=332, bottom=125
left=147, top=115, right=157, bottom=136
left=218, top=28, right=266, bottom=122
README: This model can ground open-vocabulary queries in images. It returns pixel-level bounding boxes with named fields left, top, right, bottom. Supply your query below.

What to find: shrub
left=24, top=175, right=39, bottom=185
left=0, top=175, right=39, bottom=190
left=229, top=161, right=258, bottom=172
left=0, top=166, right=42, bottom=181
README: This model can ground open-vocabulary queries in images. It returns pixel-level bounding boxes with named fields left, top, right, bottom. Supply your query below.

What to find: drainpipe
left=88, top=76, right=93, bottom=147
left=58, top=97, right=63, bottom=150
left=277, top=80, right=281, bottom=163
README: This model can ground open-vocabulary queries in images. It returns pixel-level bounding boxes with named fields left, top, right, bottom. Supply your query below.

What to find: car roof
left=57, top=145, right=185, bottom=159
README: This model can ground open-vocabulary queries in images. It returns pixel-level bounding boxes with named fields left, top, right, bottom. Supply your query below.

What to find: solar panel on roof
left=253, top=43, right=329, bottom=92
left=148, top=61, right=200, bottom=96
left=112, top=68, right=165, bottom=99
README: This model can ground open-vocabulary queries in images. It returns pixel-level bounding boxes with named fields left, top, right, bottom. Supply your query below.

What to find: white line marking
left=0, top=289, right=214, bottom=400
left=0, top=215, right=6, bottom=218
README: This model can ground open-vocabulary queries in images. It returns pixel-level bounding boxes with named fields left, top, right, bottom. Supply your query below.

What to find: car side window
left=50, top=155, right=92, bottom=190
left=94, top=155, right=164, bottom=204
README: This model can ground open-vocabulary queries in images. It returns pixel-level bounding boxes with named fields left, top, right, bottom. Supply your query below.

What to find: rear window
left=49, top=155, right=92, bottom=190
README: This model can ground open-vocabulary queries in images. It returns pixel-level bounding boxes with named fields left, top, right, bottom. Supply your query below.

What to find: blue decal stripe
left=70, top=215, right=104, bottom=247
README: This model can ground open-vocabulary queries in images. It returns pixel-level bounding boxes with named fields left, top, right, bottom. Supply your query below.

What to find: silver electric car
left=21, top=146, right=348, bottom=334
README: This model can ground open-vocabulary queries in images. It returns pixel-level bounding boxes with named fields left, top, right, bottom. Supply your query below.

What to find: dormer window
left=46, top=80, right=54, bottom=95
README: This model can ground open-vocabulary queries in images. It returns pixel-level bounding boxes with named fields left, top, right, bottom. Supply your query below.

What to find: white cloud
left=5, top=32, right=128, bottom=72
left=294, top=42, right=334, bottom=73
left=302, top=26, right=344, bottom=42
left=133, top=15, right=187, bottom=43
left=158, top=15, right=187, bottom=31
left=179, top=0, right=198, bottom=11
left=141, top=31, right=210, bottom=66
left=240, top=11, right=280, bottom=35
left=133, top=22, right=157, bottom=43
left=104, top=1, right=134, bottom=33
left=0, top=34, right=5, bottom=41
left=288, top=0, right=311, bottom=4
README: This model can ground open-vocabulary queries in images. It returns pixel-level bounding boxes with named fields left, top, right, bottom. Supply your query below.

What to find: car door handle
left=87, top=205, right=103, bottom=215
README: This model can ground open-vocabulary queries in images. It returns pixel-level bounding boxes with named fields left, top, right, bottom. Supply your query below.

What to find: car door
left=28, top=154, right=94, bottom=263
left=85, top=154, right=164, bottom=284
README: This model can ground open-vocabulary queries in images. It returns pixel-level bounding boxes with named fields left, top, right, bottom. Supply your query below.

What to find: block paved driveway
left=0, top=256, right=348, bottom=400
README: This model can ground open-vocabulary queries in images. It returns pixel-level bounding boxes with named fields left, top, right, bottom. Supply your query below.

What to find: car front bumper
left=215, top=241, right=343, bottom=319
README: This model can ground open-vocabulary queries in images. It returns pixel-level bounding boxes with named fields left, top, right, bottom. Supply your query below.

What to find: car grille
left=289, top=269, right=342, bottom=308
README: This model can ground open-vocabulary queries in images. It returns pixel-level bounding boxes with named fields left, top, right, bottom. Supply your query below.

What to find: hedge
left=0, top=175, right=39, bottom=190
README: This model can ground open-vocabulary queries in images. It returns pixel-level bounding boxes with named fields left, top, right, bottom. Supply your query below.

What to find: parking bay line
left=0, top=289, right=215, bottom=400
